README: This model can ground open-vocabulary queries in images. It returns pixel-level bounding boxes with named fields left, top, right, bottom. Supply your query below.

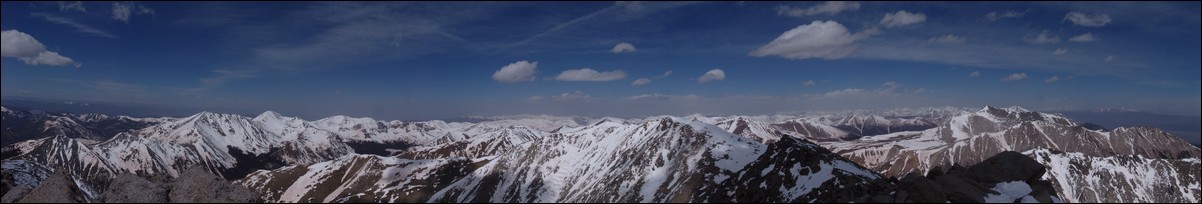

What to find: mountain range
left=1, top=105, right=1197, bottom=203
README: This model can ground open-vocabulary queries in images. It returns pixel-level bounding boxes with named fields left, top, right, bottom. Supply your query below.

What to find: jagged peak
left=591, top=117, right=626, bottom=126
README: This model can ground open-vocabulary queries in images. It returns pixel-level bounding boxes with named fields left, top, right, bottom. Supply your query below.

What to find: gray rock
left=101, top=173, right=168, bottom=203
left=168, top=167, right=261, bottom=203
left=1, top=186, right=32, bottom=203
left=17, top=171, right=84, bottom=203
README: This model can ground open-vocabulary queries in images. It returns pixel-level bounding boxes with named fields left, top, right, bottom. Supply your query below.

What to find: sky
left=1, top=1, right=1200, bottom=120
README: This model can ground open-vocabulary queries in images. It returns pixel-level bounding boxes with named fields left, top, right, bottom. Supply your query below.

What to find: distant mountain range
left=1, top=105, right=1197, bottom=203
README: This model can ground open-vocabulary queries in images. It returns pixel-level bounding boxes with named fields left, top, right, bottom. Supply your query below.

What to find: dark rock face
left=857, top=151, right=1059, bottom=203
left=964, top=151, right=1046, bottom=184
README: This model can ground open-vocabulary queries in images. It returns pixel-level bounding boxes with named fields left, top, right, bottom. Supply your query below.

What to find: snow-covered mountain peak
left=253, top=111, right=285, bottom=121
left=312, top=115, right=378, bottom=128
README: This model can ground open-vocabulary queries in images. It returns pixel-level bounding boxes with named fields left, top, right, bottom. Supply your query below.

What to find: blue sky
left=2, top=1, right=1199, bottom=120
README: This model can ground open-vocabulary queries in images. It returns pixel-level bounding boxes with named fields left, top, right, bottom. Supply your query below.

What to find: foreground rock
left=7, top=166, right=261, bottom=203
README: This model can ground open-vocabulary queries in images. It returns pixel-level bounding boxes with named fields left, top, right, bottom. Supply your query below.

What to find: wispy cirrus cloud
left=31, top=13, right=117, bottom=38
left=776, top=1, right=861, bottom=17
left=57, top=1, right=87, bottom=12
left=880, top=10, right=926, bottom=27
left=1001, top=73, right=1028, bottom=81
left=111, top=1, right=155, bottom=23
left=1068, top=33, right=1096, bottom=42
left=552, top=68, right=626, bottom=81
left=1064, top=11, right=1111, bottom=27
left=985, top=10, right=1027, bottom=21
left=631, top=78, right=651, bottom=86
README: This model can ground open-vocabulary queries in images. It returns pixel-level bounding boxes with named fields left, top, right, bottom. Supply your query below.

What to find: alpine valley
left=1, top=105, right=1198, bottom=203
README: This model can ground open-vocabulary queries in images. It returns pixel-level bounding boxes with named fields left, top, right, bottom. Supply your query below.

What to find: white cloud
left=111, top=2, right=155, bottom=23
left=1, top=30, right=79, bottom=67
left=776, top=1, right=861, bottom=17
left=698, top=69, right=725, bottom=83
left=803, top=80, right=817, bottom=86
left=631, top=78, right=651, bottom=86
left=880, top=10, right=926, bottom=27
left=660, top=70, right=673, bottom=78
left=611, top=42, right=637, bottom=53
left=492, top=60, right=538, bottom=83
left=928, top=34, right=966, bottom=43
left=19, top=51, right=77, bottom=66
left=1105, top=55, right=1116, bottom=62
left=969, top=71, right=981, bottom=77
left=553, top=68, right=626, bottom=81
left=112, top=2, right=132, bottom=22
left=1045, top=75, right=1060, bottom=83
left=1026, top=31, right=1059, bottom=44
left=749, top=20, right=872, bottom=60
left=1001, top=73, right=1028, bottom=81
left=58, top=1, right=87, bottom=12
left=1064, top=12, right=1111, bottom=27
left=1068, top=33, right=1096, bottom=42
left=985, top=10, right=1026, bottom=21
left=1054, top=48, right=1068, bottom=55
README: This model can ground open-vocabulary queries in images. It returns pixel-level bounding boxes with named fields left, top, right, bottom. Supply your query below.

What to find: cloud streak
left=31, top=13, right=117, bottom=38
left=880, top=10, right=926, bottom=27
left=1045, top=75, right=1060, bottom=83
left=1064, top=12, right=1111, bottom=27
left=1068, top=33, right=1096, bottom=42
left=776, top=1, right=861, bottom=17
left=631, top=78, right=651, bottom=86
left=1001, top=73, right=1028, bottom=81
left=552, top=68, right=626, bottom=81
left=929, top=34, right=966, bottom=43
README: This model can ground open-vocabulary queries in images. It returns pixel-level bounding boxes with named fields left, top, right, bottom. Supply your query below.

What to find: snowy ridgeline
left=1, top=105, right=1199, bottom=203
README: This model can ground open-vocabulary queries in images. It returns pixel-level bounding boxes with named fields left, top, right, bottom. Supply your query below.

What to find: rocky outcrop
left=16, top=171, right=87, bottom=203
left=857, top=151, right=1060, bottom=203
left=167, top=167, right=261, bottom=203
left=100, top=173, right=169, bottom=203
